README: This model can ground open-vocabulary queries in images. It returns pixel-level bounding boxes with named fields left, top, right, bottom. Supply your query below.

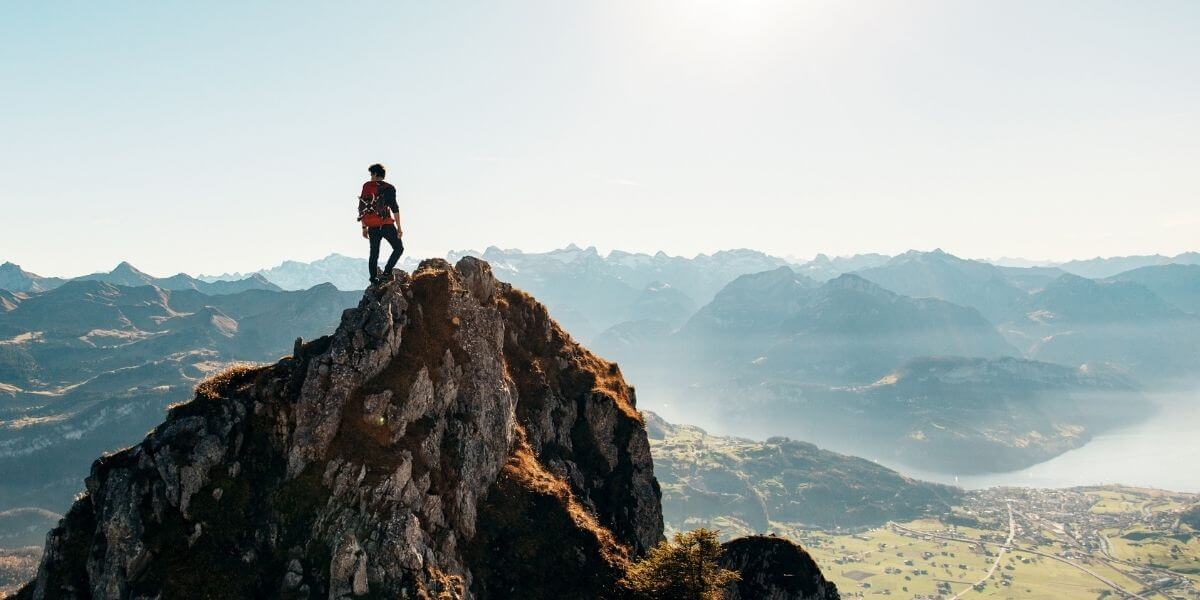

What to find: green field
left=768, top=487, right=1200, bottom=599
left=797, top=520, right=1146, bottom=598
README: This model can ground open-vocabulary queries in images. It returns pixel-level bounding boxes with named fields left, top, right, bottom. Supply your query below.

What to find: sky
left=2, top=1, right=1198, bottom=277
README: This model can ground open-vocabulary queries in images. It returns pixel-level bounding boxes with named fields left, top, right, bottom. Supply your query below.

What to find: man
left=357, top=163, right=404, bottom=285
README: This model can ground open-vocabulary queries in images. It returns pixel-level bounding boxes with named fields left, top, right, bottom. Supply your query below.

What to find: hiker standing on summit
left=358, top=163, right=404, bottom=285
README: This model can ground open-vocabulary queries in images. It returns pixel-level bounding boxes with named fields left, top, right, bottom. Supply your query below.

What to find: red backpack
left=358, top=182, right=395, bottom=227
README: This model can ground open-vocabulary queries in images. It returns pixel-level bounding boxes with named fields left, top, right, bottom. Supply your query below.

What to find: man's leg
left=368, top=227, right=384, bottom=283
left=381, top=225, right=404, bottom=275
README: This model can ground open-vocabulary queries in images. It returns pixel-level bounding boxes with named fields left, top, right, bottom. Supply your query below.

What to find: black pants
left=368, top=224, right=404, bottom=280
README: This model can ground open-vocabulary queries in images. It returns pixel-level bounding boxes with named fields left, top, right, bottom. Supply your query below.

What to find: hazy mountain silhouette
left=1105, top=263, right=1200, bottom=315
left=0, top=263, right=65, bottom=294
left=625, top=281, right=696, bottom=327
left=592, top=265, right=1166, bottom=474
left=1056, top=252, right=1200, bottom=279
left=656, top=270, right=1015, bottom=386
left=201, top=253, right=410, bottom=291
left=76, top=262, right=281, bottom=295
left=198, top=246, right=787, bottom=342
left=790, top=252, right=891, bottom=282
left=1001, top=274, right=1200, bottom=381
left=852, top=249, right=1028, bottom=322
left=448, top=245, right=788, bottom=340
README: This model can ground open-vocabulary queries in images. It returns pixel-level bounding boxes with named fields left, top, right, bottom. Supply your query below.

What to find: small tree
left=620, top=528, right=739, bottom=600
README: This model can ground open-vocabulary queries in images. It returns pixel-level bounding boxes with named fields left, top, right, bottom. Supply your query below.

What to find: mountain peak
left=112, top=260, right=144, bottom=274
left=22, top=257, right=665, bottom=598
left=0, top=261, right=37, bottom=277
left=890, top=248, right=959, bottom=264
left=0, top=262, right=61, bottom=293
left=20, top=257, right=836, bottom=598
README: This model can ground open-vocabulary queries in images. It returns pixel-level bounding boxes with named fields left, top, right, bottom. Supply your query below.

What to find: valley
left=796, top=487, right=1200, bottom=599
left=649, top=409, right=1200, bottom=599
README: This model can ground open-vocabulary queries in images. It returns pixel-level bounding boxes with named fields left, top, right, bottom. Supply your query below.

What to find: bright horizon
left=7, top=244, right=1194, bottom=282
left=3, top=2, right=1199, bottom=277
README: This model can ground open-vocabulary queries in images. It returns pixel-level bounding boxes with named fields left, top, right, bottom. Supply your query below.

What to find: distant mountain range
left=1056, top=252, right=1200, bottom=279
left=1, top=261, right=279, bottom=296
left=7, top=246, right=1198, bottom=393
left=699, top=271, right=1014, bottom=384
left=196, top=245, right=789, bottom=341
left=9, top=247, right=1200, bottom=333
left=853, top=249, right=1032, bottom=322
left=12, top=247, right=1200, bottom=296
left=0, top=280, right=360, bottom=516
left=1105, top=264, right=1200, bottom=316
left=447, top=245, right=790, bottom=340
left=0, top=263, right=65, bottom=294
left=588, top=249, right=1193, bottom=473
left=597, top=268, right=1016, bottom=388
left=2, top=246, right=1197, bottom=511
left=157, top=244, right=1200, bottom=443
left=1000, top=274, right=1200, bottom=382
left=789, top=253, right=891, bottom=281
left=199, top=253, right=413, bottom=292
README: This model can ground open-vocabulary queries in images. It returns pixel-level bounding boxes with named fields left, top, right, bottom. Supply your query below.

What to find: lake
left=880, top=390, right=1200, bottom=493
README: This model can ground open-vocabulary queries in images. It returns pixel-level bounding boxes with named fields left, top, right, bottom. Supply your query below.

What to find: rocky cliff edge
left=17, top=257, right=836, bottom=599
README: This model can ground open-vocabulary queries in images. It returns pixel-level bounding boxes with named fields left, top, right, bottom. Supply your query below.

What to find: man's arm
left=387, top=191, right=402, bottom=235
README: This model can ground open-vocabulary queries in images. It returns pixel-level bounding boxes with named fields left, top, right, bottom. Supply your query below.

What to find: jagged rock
left=719, top=536, right=840, bottom=600
left=18, top=257, right=662, bottom=599
left=16, top=257, right=838, bottom=600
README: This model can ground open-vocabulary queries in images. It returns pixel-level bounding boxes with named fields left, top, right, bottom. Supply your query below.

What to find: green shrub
left=620, top=528, right=739, bottom=600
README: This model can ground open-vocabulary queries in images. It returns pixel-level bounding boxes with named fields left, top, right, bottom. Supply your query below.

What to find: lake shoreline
left=876, top=390, right=1200, bottom=493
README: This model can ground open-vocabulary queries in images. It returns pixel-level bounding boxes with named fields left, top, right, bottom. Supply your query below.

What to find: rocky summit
left=15, top=257, right=836, bottom=599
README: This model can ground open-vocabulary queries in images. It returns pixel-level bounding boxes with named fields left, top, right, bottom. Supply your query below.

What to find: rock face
left=18, top=258, right=663, bottom=599
left=17, top=257, right=842, bottom=600
left=719, top=537, right=839, bottom=600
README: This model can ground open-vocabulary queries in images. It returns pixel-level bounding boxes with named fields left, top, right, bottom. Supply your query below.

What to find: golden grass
left=503, top=427, right=631, bottom=567
left=193, top=362, right=262, bottom=401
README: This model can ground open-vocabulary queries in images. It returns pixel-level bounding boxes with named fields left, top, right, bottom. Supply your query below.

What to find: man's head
left=368, top=163, right=386, bottom=181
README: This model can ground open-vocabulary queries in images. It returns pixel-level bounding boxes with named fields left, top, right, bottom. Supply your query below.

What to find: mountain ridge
left=15, top=257, right=836, bottom=599
left=0, top=262, right=280, bottom=297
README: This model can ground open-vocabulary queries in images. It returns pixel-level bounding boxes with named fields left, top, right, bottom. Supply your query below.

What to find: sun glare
left=620, top=0, right=878, bottom=64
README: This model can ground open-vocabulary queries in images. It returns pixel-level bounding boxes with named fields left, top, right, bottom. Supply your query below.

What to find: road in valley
left=945, top=502, right=1014, bottom=600
left=889, top=503, right=1150, bottom=600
